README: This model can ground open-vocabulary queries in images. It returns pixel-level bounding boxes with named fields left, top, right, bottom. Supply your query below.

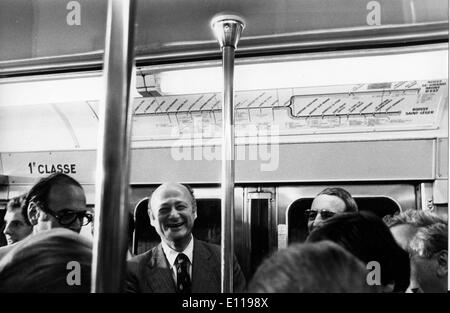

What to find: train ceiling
left=0, top=0, right=448, bottom=73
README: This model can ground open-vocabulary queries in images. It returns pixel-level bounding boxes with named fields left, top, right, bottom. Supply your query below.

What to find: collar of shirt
left=161, top=235, right=194, bottom=270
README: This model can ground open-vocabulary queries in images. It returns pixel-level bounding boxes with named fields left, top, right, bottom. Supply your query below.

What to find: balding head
left=148, top=183, right=197, bottom=251
left=149, top=183, right=196, bottom=212
left=26, top=173, right=87, bottom=234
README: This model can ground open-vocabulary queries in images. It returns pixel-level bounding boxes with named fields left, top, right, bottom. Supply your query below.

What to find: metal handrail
left=91, top=0, right=137, bottom=293
left=211, top=13, right=245, bottom=293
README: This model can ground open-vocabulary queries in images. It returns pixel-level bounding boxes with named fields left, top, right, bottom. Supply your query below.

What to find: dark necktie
left=175, top=253, right=191, bottom=293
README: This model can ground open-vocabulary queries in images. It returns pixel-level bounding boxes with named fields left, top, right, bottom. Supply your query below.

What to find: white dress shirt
left=161, top=235, right=194, bottom=285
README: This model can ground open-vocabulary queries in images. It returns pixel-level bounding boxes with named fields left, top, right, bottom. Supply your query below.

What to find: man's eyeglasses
left=41, top=206, right=93, bottom=226
left=304, top=209, right=336, bottom=221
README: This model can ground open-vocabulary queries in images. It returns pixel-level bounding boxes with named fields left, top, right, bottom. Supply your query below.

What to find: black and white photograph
left=0, top=0, right=448, bottom=302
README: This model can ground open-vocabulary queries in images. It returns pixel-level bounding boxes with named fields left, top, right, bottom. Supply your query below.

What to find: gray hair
left=384, top=209, right=447, bottom=229
left=409, top=223, right=448, bottom=258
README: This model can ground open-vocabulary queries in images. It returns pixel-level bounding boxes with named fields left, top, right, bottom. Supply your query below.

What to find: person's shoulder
left=194, top=239, right=221, bottom=256
left=127, top=244, right=161, bottom=265
left=194, top=238, right=220, bottom=249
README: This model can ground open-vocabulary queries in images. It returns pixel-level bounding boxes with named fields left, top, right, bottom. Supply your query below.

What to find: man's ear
left=28, top=202, right=42, bottom=226
left=148, top=209, right=156, bottom=227
left=436, top=250, right=447, bottom=277
left=193, top=203, right=197, bottom=220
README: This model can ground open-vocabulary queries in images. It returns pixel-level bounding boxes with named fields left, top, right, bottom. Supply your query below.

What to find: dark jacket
left=125, top=238, right=246, bottom=293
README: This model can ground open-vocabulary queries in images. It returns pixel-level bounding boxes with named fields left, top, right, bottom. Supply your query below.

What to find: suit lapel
left=191, top=239, right=219, bottom=293
left=145, top=244, right=177, bottom=293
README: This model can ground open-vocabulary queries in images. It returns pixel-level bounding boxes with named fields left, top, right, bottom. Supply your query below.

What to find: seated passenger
left=408, top=223, right=448, bottom=293
left=125, top=182, right=246, bottom=293
left=3, top=195, right=32, bottom=245
left=0, top=228, right=92, bottom=293
left=248, top=241, right=373, bottom=293
left=306, top=187, right=358, bottom=233
left=307, top=211, right=410, bottom=292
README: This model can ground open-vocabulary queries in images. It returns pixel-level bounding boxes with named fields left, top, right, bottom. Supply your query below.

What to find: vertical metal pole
left=211, top=14, right=245, bottom=293
left=92, top=0, right=137, bottom=293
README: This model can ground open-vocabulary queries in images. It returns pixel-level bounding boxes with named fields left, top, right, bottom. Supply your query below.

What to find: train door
left=238, top=187, right=277, bottom=280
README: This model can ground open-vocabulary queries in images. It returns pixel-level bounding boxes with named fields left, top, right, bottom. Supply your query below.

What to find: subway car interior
left=0, top=0, right=448, bottom=292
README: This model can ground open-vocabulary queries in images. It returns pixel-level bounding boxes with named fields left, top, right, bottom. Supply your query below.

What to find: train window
left=191, top=199, right=221, bottom=246
left=133, top=198, right=221, bottom=255
left=287, top=197, right=401, bottom=244
left=133, top=199, right=159, bottom=255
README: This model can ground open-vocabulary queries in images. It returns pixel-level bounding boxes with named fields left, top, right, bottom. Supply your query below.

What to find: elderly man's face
left=149, top=183, right=197, bottom=250
left=3, top=209, right=32, bottom=245
left=308, top=194, right=346, bottom=232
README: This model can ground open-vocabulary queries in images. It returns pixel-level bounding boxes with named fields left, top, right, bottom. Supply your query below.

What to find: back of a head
left=307, top=211, right=410, bottom=292
left=318, top=187, right=358, bottom=212
left=0, top=228, right=92, bottom=293
left=248, top=241, right=372, bottom=293
left=385, top=209, right=447, bottom=229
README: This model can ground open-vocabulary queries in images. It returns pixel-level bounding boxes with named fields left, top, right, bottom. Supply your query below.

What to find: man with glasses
left=26, top=173, right=92, bottom=234
left=0, top=173, right=92, bottom=259
left=305, top=187, right=358, bottom=233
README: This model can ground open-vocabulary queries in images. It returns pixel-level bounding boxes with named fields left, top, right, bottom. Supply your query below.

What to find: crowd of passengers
left=0, top=172, right=447, bottom=293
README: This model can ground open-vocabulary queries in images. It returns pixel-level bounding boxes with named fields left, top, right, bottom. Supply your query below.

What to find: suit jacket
left=125, top=238, right=246, bottom=293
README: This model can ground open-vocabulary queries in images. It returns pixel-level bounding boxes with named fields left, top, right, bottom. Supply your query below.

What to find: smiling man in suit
left=125, top=182, right=246, bottom=293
